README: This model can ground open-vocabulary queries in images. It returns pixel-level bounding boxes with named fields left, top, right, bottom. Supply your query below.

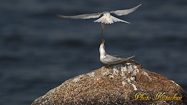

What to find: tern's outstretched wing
left=56, top=13, right=102, bottom=19
left=110, top=4, right=141, bottom=16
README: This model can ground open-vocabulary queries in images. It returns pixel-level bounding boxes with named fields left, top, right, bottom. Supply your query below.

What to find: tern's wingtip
left=55, top=15, right=60, bottom=17
left=131, top=55, right=135, bottom=58
left=137, top=3, right=142, bottom=7
left=55, top=15, right=68, bottom=18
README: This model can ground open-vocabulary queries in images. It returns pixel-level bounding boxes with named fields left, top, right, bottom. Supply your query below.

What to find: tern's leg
left=101, top=23, right=105, bottom=35
left=104, top=65, right=109, bottom=68
left=104, top=64, right=111, bottom=68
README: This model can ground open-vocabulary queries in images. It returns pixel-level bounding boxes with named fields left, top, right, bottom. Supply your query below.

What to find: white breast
left=94, top=12, right=114, bottom=24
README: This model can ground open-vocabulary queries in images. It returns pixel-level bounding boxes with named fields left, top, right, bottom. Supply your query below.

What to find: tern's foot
left=104, top=65, right=110, bottom=68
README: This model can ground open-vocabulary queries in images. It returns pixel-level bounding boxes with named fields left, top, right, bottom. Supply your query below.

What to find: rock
left=32, top=60, right=187, bottom=105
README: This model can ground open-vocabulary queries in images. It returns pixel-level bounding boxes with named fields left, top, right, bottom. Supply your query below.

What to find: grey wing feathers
left=56, top=13, right=101, bottom=19
left=104, top=55, right=135, bottom=64
left=114, top=55, right=135, bottom=61
left=110, top=4, right=141, bottom=16
left=124, top=55, right=135, bottom=60
left=111, top=55, right=135, bottom=59
left=105, top=55, right=122, bottom=61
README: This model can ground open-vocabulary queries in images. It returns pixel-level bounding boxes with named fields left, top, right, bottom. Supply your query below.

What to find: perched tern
left=99, top=40, right=134, bottom=65
left=56, top=4, right=141, bottom=34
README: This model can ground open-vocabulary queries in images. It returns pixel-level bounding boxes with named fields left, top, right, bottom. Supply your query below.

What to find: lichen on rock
left=31, top=60, right=187, bottom=105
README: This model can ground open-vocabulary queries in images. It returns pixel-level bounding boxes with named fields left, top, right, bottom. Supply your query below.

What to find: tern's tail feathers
left=120, top=55, right=135, bottom=62
left=94, top=15, right=130, bottom=24
left=125, top=55, right=135, bottom=60
left=111, top=15, right=130, bottom=24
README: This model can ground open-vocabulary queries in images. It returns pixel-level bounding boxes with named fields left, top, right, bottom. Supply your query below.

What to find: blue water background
left=0, top=0, right=187, bottom=104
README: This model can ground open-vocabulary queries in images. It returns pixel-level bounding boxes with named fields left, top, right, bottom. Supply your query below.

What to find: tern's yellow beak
left=102, top=39, right=105, bottom=44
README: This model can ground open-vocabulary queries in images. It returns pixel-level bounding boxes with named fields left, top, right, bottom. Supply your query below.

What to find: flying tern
left=56, top=4, right=141, bottom=34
